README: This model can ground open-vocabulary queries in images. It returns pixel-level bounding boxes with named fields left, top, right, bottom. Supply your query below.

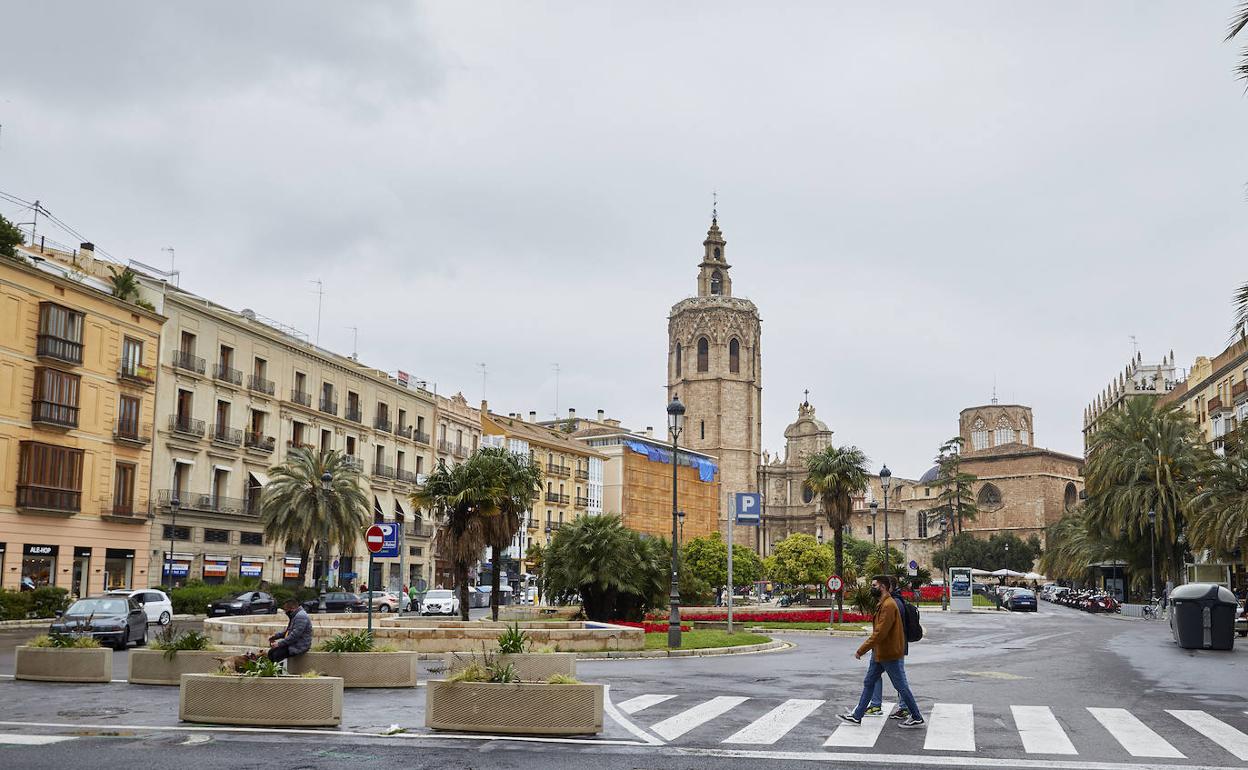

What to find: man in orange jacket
left=838, top=574, right=925, bottom=729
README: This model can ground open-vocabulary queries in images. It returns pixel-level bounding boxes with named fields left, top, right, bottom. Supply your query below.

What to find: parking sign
left=370, top=523, right=401, bottom=559
left=734, top=492, right=761, bottom=525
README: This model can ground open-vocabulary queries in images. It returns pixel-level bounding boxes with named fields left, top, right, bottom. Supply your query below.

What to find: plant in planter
left=15, top=634, right=111, bottom=683
left=129, top=625, right=227, bottom=685
left=427, top=653, right=603, bottom=735
left=179, top=656, right=343, bottom=726
left=444, top=624, right=576, bottom=683
left=286, top=630, right=418, bottom=688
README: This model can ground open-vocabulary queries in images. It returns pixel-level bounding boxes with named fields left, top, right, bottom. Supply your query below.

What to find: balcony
left=575, top=468, right=589, bottom=481
left=453, top=443, right=469, bottom=458
left=544, top=522, right=563, bottom=535
left=526, top=519, right=538, bottom=531
left=156, top=489, right=250, bottom=517
left=395, top=425, right=413, bottom=440
left=545, top=492, right=570, bottom=505
left=211, top=424, right=243, bottom=447
left=286, top=439, right=314, bottom=451
left=345, top=406, right=363, bottom=423
left=32, top=400, right=78, bottom=429
left=214, top=363, right=243, bottom=387
left=373, top=463, right=397, bottom=479
left=17, top=485, right=81, bottom=515
left=290, top=389, right=312, bottom=407
left=397, top=468, right=421, bottom=485
left=171, top=350, right=206, bottom=375
left=247, top=374, right=275, bottom=396
left=36, top=334, right=83, bottom=365
left=244, top=432, right=275, bottom=453
left=375, top=416, right=392, bottom=432
left=118, top=361, right=155, bottom=386
left=547, top=463, right=570, bottom=478
left=575, top=495, right=589, bottom=508
left=100, top=501, right=149, bottom=524
left=169, top=414, right=206, bottom=438
left=343, top=455, right=364, bottom=473
left=413, top=430, right=430, bottom=445
left=114, top=422, right=152, bottom=446
left=409, top=523, right=435, bottom=538
left=438, top=439, right=455, bottom=455
left=1208, top=396, right=1229, bottom=415
left=319, top=397, right=338, bottom=416
left=1234, top=380, right=1248, bottom=404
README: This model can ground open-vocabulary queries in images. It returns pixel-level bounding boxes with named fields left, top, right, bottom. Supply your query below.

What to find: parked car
left=421, top=589, right=461, bottom=616
left=302, top=592, right=367, bottom=614
left=106, top=588, right=173, bottom=625
left=50, top=595, right=148, bottom=649
left=1005, top=588, right=1038, bottom=612
left=1236, top=600, right=1247, bottom=638
left=360, top=590, right=408, bottom=613
left=208, top=590, right=277, bottom=617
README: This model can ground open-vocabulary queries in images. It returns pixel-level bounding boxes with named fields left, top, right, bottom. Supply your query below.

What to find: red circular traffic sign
left=365, top=524, right=386, bottom=554
left=826, top=574, right=843, bottom=593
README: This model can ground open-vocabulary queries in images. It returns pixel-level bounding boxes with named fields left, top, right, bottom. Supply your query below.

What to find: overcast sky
left=2, top=3, right=1246, bottom=478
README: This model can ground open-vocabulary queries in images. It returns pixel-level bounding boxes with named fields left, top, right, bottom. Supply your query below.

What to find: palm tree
left=543, top=514, right=667, bottom=621
left=107, top=266, right=140, bottom=302
left=413, top=456, right=501, bottom=620
left=1229, top=4, right=1248, bottom=337
left=476, top=446, right=543, bottom=621
left=805, top=445, right=870, bottom=621
left=922, top=437, right=978, bottom=536
left=260, top=447, right=369, bottom=589
left=1084, top=396, right=1208, bottom=587
left=1189, top=451, right=1248, bottom=557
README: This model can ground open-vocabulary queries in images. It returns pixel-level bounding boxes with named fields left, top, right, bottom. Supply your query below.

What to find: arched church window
left=802, top=484, right=815, bottom=505
left=1064, top=482, right=1078, bottom=511
left=971, top=418, right=989, bottom=451
left=729, top=338, right=740, bottom=373
left=710, top=270, right=723, bottom=295
left=675, top=343, right=682, bottom=377
left=978, top=483, right=1002, bottom=506
left=994, top=416, right=1014, bottom=446
left=697, top=337, right=709, bottom=372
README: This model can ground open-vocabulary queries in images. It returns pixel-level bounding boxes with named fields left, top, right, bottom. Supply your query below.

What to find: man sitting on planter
left=267, top=598, right=313, bottom=664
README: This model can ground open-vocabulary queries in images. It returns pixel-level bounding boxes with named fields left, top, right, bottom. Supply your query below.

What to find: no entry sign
left=365, top=524, right=386, bottom=554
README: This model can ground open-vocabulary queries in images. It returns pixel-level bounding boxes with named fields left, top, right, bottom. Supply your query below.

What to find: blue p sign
left=735, top=492, right=761, bottom=525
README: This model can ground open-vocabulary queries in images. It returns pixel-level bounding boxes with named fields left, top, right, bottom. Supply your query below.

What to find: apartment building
left=1162, top=338, right=1248, bottom=456
left=0, top=245, right=165, bottom=595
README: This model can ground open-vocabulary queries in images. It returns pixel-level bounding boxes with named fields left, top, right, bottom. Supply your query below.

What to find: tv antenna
left=310, top=280, right=324, bottom=345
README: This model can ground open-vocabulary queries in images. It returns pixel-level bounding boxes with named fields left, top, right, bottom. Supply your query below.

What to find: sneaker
left=889, top=708, right=911, bottom=720
left=899, top=717, right=926, bottom=729
left=864, top=705, right=883, bottom=716
left=838, top=713, right=862, bottom=725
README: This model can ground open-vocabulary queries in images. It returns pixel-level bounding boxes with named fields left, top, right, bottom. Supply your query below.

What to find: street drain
left=58, top=707, right=130, bottom=718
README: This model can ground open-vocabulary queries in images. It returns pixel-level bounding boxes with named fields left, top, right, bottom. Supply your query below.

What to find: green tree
left=543, top=514, right=668, bottom=621
left=765, top=533, right=834, bottom=589
left=931, top=532, right=1042, bottom=575
left=413, top=455, right=501, bottom=620
left=0, top=213, right=24, bottom=259
left=863, top=545, right=906, bottom=578
left=731, top=543, right=764, bottom=589
left=1040, top=508, right=1125, bottom=582
left=475, top=446, right=543, bottom=621
left=260, top=447, right=369, bottom=589
left=1084, top=396, right=1207, bottom=588
left=107, top=266, right=141, bottom=302
left=1230, top=7, right=1248, bottom=336
left=922, top=437, right=978, bottom=537
left=1189, top=450, right=1248, bottom=558
left=682, top=533, right=728, bottom=589
left=805, top=445, right=870, bottom=620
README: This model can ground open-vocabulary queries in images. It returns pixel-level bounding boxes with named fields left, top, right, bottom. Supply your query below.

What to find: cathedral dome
left=918, top=465, right=940, bottom=484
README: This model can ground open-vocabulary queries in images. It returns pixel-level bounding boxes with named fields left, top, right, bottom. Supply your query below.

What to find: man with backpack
left=864, top=579, right=923, bottom=720
left=839, top=574, right=925, bottom=729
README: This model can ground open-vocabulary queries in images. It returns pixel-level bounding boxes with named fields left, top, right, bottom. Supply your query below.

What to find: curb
left=576, top=639, right=790, bottom=659
left=743, top=626, right=870, bottom=637
left=0, top=613, right=205, bottom=630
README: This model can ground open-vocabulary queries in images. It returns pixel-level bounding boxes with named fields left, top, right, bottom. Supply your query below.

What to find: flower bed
left=613, top=621, right=691, bottom=633
left=647, top=610, right=872, bottom=624
left=901, top=586, right=946, bottom=602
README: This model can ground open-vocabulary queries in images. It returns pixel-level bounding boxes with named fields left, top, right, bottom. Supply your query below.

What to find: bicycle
left=1141, top=598, right=1165, bottom=620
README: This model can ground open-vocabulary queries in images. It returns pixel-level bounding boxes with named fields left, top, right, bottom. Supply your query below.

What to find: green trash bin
left=1169, top=583, right=1238, bottom=650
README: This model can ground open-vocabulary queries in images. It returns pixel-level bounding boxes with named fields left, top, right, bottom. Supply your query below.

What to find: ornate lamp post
left=880, top=465, right=892, bottom=575
left=318, top=470, right=332, bottom=613
left=166, top=496, right=181, bottom=589
left=666, top=395, right=685, bottom=649
left=869, top=501, right=878, bottom=545
left=1148, top=508, right=1157, bottom=604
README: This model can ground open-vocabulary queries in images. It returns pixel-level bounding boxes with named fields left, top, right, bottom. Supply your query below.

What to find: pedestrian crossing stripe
left=0, top=734, right=75, bottom=745
left=613, top=693, right=1248, bottom=761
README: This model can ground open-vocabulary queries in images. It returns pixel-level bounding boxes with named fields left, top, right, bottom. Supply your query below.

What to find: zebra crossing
left=613, top=692, right=1248, bottom=762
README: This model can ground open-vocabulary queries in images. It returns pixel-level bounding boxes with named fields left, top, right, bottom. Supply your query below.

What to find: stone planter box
left=444, top=652, right=576, bottom=683
left=287, top=651, right=419, bottom=688
left=178, top=673, right=344, bottom=727
left=426, top=679, right=603, bottom=735
left=128, top=649, right=236, bottom=685
left=14, top=646, right=112, bottom=683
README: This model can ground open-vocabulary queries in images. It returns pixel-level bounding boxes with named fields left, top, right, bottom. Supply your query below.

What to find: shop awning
left=395, top=497, right=409, bottom=519
left=248, top=470, right=270, bottom=487
left=374, top=496, right=385, bottom=519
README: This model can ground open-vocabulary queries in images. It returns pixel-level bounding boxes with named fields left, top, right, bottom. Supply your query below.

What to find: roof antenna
left=161, top=247, right=175, bottom=274
left=310, top=280, right=324, bottom=345
left=552, top=363, right=561, bottom=419
left=991, top=375, right=999, bottom=405
left=346, top=326, right=358, bottom=360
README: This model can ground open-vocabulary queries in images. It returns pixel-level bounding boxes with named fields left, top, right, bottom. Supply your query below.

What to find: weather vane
left=712, top=191, right=718, bottom=223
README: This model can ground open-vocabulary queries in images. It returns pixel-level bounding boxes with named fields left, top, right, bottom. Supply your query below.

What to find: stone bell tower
left=667, top=211, right=763, bottom=540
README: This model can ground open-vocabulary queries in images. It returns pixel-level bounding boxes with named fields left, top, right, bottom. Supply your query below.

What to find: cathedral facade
left=667, top=216, right=762, bottom=538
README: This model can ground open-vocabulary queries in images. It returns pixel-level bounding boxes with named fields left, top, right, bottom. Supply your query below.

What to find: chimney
left=604, top=418, right=621, bottom=428
left=480, top=399, right=489, bottom=414
left=597, top=409, right=605, bottom=421
left=79, top=242, right=95, bottom=255
left=568, top=408, right=576, bottom=419
left=529, top=411, right=537, bottom=422
left=645, top=426, right=653, bottom=437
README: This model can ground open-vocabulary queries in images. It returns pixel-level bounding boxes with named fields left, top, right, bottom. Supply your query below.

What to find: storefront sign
left=203, top=560, right=229, bottom=577
left=240, top=559, right=264, bottom=578
left=24, top=544, right=58, bottom=556
left=74, top=547, right=93, bottom=559
left=283, top=557, right=301, bottom=578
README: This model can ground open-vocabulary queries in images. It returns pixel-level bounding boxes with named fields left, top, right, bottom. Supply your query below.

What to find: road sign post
left=730, top=493, right=762, bottom=634
left=365, top=523, right=389, bottom=634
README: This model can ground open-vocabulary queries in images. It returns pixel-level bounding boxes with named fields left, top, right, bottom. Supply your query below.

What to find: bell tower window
left=729, top=338, right=740, bottom=374
left=710, top=270, right=723, bottom=295
left=675, top=343, right=682, bottom=377
left=697, top=337, right=709, bottom=372
left=713, top=247, right=721, bottom=260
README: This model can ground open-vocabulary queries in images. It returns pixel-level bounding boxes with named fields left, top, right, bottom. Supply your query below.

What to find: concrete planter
left=14, top=646, right=112, bottom=683
left=288, top=651, right=420, bottom=688
left=426, top=679, right=603, bottom=735
left=444, top=652, right=576, bottom=683
left=128, top=649, right=234, bottom=686
left=178, top=673, right=344, bottom=726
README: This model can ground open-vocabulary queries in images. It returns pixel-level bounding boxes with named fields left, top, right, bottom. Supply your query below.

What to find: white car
left=420, top=589, right=460, bottom=616
left=107, top=589, right=173, bottom=625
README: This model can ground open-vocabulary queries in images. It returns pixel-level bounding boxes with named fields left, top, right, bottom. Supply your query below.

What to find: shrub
left=318, top=630, right=375, bottom=653
left=240, top=657, right=284, bottom=677
left=28, top=633, right=100, bottom=649
left=546, top=673, right=580, bottom=684
left=0, top=587, right=70, bottom=620
left=614, top=621, right=691, bottom=633
left=169, top=579, right=261, bottom=615
left=496, top=623, right=530, bottom=654
left=151, top=626, right=215, bottom=660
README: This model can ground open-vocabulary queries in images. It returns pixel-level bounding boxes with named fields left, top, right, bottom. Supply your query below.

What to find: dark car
left=49, top=596, right=148, bottom=649
left=302, top=592, right=367, bottom=614
left=1005, top=588, right=1038, bottom=612
left=208, top=590, right=277, bottom=617
left=1236, top=600, right=1246, bottom=637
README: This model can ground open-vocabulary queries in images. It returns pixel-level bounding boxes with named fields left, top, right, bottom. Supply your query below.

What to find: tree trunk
left=490, top=537, right=503, bottom=622
left=297, top=546, right=311, bottom=587
left=833, top=526, right=844, bottom=623
left=456, top=561, right=470, bottom=621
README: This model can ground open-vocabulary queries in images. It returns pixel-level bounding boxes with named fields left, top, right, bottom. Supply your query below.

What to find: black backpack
left=900, top=596, right=924, bottom=643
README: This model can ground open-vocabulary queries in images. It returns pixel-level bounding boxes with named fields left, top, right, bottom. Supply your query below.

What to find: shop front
left=161, top=552, right=192, bottom=587
left=202, top=556, right=231, bottom=585
left=239, top=557, right=265, bottom=581
left=104, top=549, right=134, bottom=590
left=72, top=547, right=91, bottom=597
left=282, top=556, right=302, bottom=587
left=21, top=543, right=57, bottom=590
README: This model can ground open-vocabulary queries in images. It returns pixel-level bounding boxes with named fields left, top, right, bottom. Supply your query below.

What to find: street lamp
left=1148, top=508, right=1157, bottom=604
left=666, top=395, right=685, bottom=649
left=318, top=470, right=332, bottom=613
left=166, top=496, right=180, bottom=589
left=869, top=501, right=878, bottom=545
left=677, top=510, right=686, bottom=544
left=880, top=465, right=892, bottom=576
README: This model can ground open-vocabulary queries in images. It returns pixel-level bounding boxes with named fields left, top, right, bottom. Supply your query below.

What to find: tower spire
left=712, top=190, right=718, bottom=225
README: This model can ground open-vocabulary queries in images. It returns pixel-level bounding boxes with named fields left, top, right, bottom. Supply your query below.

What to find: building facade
left=1161, top=339, right=1248, bottom=456
left=1, top=245, right=165, bottom=595
left=1083, top=351, right=1179, bottom=455
left=667, top=216, right=762, bottom=541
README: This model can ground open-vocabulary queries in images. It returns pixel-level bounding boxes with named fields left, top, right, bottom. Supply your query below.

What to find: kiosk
left=949, top=566, right=973, bottom=613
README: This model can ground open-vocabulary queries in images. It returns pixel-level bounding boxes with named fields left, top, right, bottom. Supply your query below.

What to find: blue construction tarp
left=624, top=439, right=717, bottom=482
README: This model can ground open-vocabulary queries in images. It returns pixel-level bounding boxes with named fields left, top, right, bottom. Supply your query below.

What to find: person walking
left=864, top=582, right=914, bottom=720
left=267, top=598, right=313, bottom=664
left=839, top=575, right=924, bottom=729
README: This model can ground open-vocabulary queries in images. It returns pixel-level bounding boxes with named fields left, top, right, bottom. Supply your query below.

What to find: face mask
left=286, top=609, right=297, bottom=618
left=870, top=587, right=882, bottom=598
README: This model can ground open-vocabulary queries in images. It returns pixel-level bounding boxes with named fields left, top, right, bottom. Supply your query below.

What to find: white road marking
left=602, top=685, right=664, bottom=746
left=1012, top=705, right=1077, bottom=755
left=722, top=698, right=825, bottom=745
left=924, top=703, right=975, bottom=752
left=823, top=701, right=894, bottom=748
left=617, top=694, right=677, bottom=715
left=1087, top=708, right=1184, bottom=759
left=1168, top=710, right=1248, bottom=761
left=0, top=734, right=75, bottom=745
left=651, top=696, right=749, bottom=741
left=683, top=746, right=1244, bottom=769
